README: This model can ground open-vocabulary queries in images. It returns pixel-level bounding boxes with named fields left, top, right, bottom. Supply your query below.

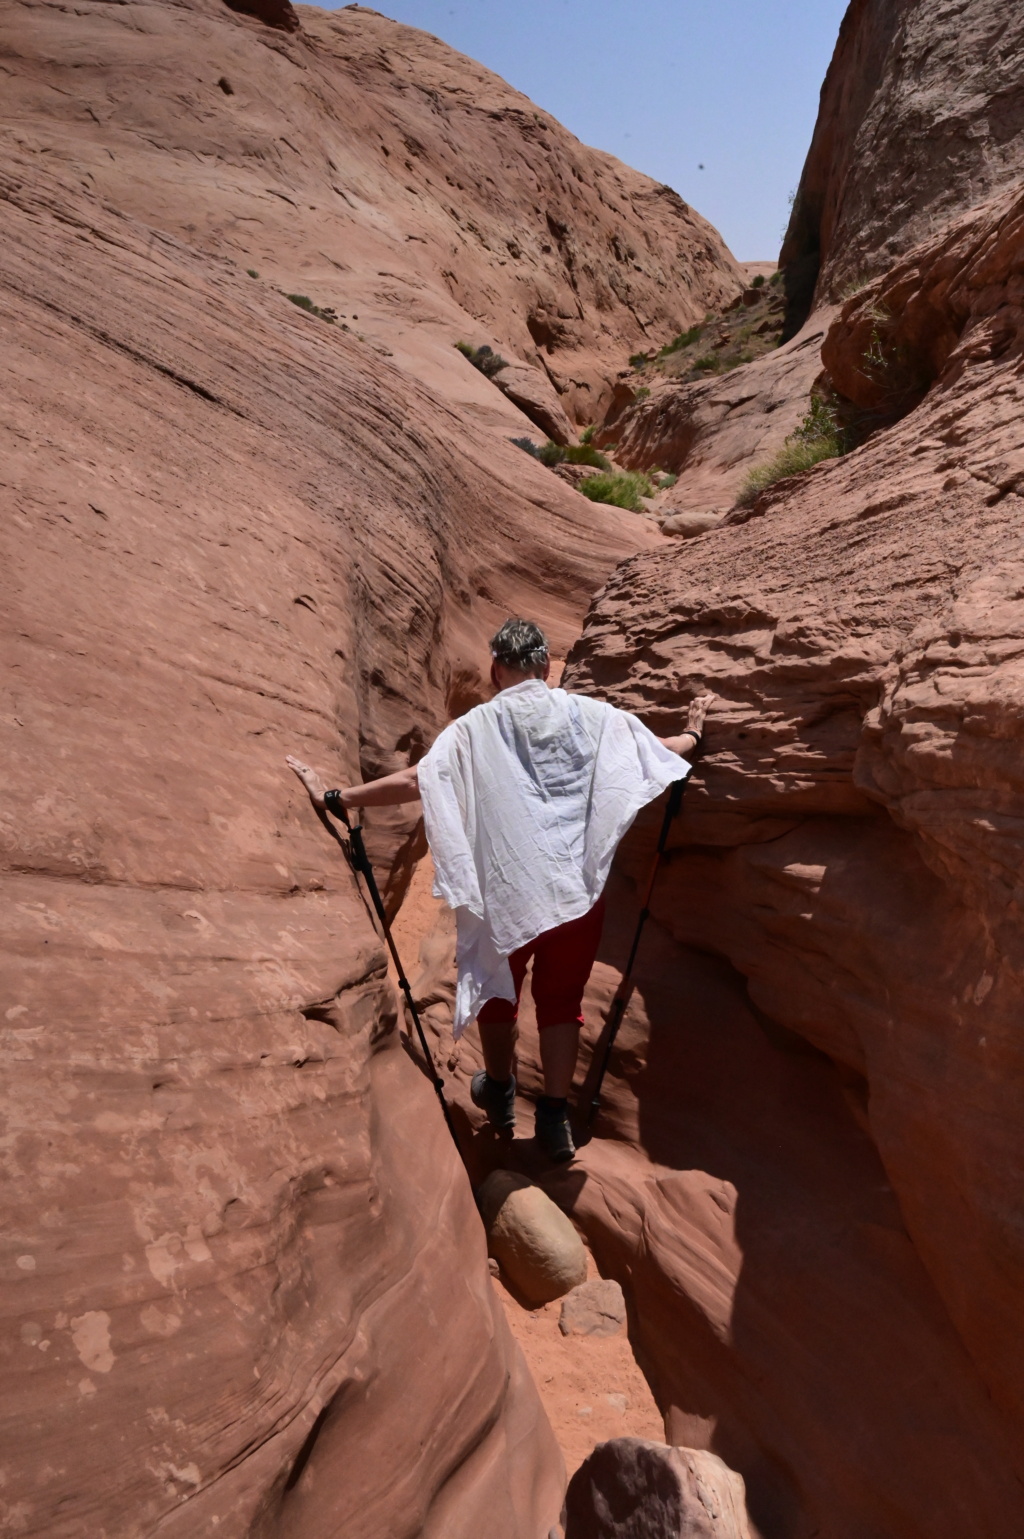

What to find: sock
left=486, top=1072, right=513, bottom=1089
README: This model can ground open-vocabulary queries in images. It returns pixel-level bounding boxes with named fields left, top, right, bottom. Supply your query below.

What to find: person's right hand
left=286, top=755, right=329, bottom=811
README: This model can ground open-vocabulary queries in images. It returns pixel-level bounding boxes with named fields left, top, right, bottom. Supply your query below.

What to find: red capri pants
left=477, top=897, right=606, bottom=1031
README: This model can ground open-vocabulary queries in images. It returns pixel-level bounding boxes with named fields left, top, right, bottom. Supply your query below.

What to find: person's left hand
left=286, top=755, right=328, bottom=811
left=687, top=692, right=716, bottom=735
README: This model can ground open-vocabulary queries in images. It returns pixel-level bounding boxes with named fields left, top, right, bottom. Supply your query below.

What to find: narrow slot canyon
left=3, top=1, right=1024, bottom=1536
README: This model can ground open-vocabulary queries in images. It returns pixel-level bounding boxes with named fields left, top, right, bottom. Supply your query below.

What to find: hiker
left=287, top=618, right=713, bottom=1162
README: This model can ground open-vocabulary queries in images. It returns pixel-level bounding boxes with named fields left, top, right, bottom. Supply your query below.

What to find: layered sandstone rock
left=779, top=0, right=1024, bottom=330
left=0, top=154, right=579, bottom=1539
left=0, top=0, right=731, bottom=1528
left=558, top=136, right=1024, bottom=1539
left=600, top=0, right=1024, bottom=515
left=2, top=0, right=741, bottom=430
left=595, top=309, right=833, bottom=508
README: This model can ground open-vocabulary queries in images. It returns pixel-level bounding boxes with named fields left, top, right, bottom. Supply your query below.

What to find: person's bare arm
left=658, top=691, right=716, bottom=757
left=286, top=756, right=420, bottom=814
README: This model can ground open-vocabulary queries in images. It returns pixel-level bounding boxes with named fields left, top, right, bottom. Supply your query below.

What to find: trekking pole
left=316, top=795, right=465, bottom=1160
left=587, top=770, right=692, bottom=1125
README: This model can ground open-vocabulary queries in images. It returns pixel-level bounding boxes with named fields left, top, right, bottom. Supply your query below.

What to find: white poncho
left=417, top=680, right=689, bottom=1035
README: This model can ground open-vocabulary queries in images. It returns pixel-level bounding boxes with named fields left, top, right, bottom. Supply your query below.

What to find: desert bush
left=455, top=341, right=508, bottom=378
left=634, top=386, right=651, bottom=402
left=655, top=471, right=678, bottom=489
left=287, top=294, right=336, bottom=322
left=752, top=273, right=766, bottom=288
left=580, top=424, right=597, bottom=444
left=510, top=436, right=540, bottom=457
left=565, top=443, right=611, bottom=468
left=579, top=470, right=655, bottom=512
left=658, top=324, right=704, bottom=357
left=524, top=441, right=611, bottom=469
left=859, top=307, right=931, bottom=411
left=246, top=268, right=259, bottom=278
left=735, top=396, right=846, bottom=507
left=629, top=352, right=651, bottom=369
left=693, top=353, right=720, bottom=371
left=838, top=272, right=873, bottom=301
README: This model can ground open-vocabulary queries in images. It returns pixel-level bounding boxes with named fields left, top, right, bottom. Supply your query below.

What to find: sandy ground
left=492, top=1251, right=664, bottom=1479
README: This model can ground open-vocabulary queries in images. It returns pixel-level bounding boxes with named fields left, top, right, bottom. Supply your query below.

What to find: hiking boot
left=470, top=1070, right=516, bottom=1132
left=534, top=1096, right=576, bottom=1163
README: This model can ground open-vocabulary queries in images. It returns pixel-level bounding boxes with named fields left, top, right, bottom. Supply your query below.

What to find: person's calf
left=538, top=1020, right=581, bottom=1099
left=478, top=1018, right=517, bottom=1082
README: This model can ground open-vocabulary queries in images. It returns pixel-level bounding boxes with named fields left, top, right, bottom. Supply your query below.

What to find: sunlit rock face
left=564, top=114, right=1024, bottom=1539
left=0, top=0, right=747, bottom=1530
left=779, top=0, right=1024, bottom=331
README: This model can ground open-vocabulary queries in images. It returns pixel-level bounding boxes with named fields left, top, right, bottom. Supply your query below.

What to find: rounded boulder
left=477, top=1170, right=588, bottom=1305
left=660, top=511, right=722, bottom=538
left=565, top=1439, right=752, bottom=1538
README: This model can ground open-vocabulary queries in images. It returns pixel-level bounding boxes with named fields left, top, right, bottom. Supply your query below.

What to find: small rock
left=559, top=1277, right=626, bottom=1338
left=660, top=511, right=722, bottom=538
left=487, top=1256, right=500, bottom=1277
left=564, top=1439, right=752, bottom=1538
left=477, top=1170, right=588, bottom=1306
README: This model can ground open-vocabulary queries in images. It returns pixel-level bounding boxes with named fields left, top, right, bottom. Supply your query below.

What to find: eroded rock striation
left=556, top=7, right=1024, bottom=1534
left=596, top=308, right=833, bottom=509
left=779, top=0, right=1024, bottom=331
left=0, top=0, right=745, bottom=1531
left=2, top=0, right=741, bottom=428
left=597, top=0, right=1024, bottom=509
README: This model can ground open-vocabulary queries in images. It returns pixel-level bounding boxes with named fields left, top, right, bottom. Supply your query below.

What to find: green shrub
left=455, top=341, right=508, bottom=378
left=859, top=309, right=931, bottom=410
left=735, top=397, right=846, bottom=507
left=838, top=272, right=872, bottom=301
left=564, top=443, right=611, bottom=469
left=634, top=386, right=651, bottom=402
left=693, top=353, right=719, bottom=371
left=751, top=273, right=765, bottom=288
left=246, top=268, right=259, bottom=278
left=528, top=439, right=610, bottom=469
left=510, top=436, right=540, bottom=457
left=655, top=471, right=678, bottom=489
left=287, top=293, right=336, bottom=322
left=579, top=470, right=655, bottom=512
left=580, top=424, right=597, bottom=444
left=629, top=352, right=650, bottom=369
left=658, top=324, right=703, bottom=357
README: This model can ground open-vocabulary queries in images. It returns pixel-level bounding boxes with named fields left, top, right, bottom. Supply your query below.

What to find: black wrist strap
left=324, top=789, right=347, bottom=820
left=684, top=728, right=703, bottom=752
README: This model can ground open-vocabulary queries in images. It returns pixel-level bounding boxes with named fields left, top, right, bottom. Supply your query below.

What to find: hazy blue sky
left=326, top=1, right=849, bottom=259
